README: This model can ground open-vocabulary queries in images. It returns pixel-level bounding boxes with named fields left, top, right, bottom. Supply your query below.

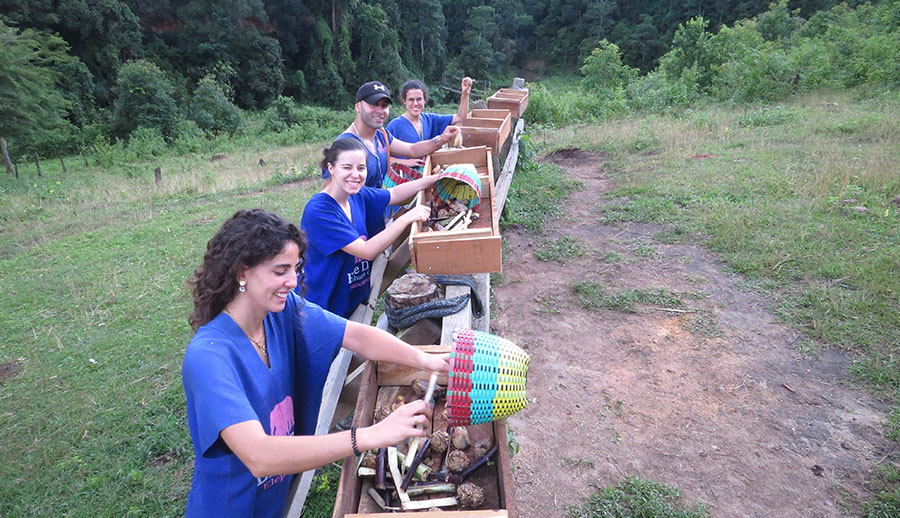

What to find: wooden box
left=333, top=346, right=518, bottom=517
left=470, top=109, right=513, bottom=120
left=459, top=112, right=511, bottom=154
left=409, top=147, right=502, bottom=275
left=486, top=89, right=528, bottom=118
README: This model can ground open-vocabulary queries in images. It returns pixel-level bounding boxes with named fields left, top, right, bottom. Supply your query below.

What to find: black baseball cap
left=356, top=81, right=392, bottom=104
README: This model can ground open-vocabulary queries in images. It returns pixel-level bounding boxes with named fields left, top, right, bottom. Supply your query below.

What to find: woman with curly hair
left=183, top=209, right=448, bottom=517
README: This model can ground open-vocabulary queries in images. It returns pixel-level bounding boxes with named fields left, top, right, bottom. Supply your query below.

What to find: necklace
left=223, top=308, right=268, bottom=357
left=350, top=123, right=377, bottom=155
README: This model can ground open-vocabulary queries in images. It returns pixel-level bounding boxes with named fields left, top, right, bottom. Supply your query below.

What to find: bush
left=126, top=126, right=168, bottom=160
left=262, top=96, right=302, bottom=133
left=189, top=76, right=244, bottom=136
left=111, top=60, right=182, bottom=139
left=527, top=81, right=627, bottom=127
left=626, top=70, right=700, bottom=112
left=171, top=120, right=210, bottom=155
left=713, top=44, right=797, bottom=102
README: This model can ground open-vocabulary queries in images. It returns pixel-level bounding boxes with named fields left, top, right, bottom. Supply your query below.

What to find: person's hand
left=461, top=77, right=474, bottom=95
left=422, top=352, right=450, bottom=373
left=439, top=125, right=460, bottom=145
left=401, top=204, right=432, bottom=225
left=364, top=399, right=432, bottom=449
left=396, top=157, right=425, bottom=168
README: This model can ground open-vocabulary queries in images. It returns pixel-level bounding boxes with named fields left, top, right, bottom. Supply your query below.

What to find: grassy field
left=1, top=90, right=898, bottom=516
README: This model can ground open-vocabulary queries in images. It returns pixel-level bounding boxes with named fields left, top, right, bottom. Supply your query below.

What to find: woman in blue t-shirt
left=386, top=76, right=474, bottom=168
left=183, top=209, right=449, bottom=517
left=300, top=138, right=438, bottom=318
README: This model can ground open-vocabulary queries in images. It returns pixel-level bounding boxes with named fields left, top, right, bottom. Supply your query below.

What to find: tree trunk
left=81, top=149, right=89, bottom=167
left=33, top=152, right=42, bottom=177
left=0, top=138, right=13, bottom=176
left=57, top=151, right=67, bottom=173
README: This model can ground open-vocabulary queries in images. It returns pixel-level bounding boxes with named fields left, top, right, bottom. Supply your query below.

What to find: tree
left=0, top=21, right=69, bottom=176
left=111, top=59, right=181, bottom=139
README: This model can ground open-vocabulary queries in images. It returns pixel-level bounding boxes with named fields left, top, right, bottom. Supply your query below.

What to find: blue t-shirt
left=182, top=294, right=347, bottom=518
left=299, top=187, right=391, bottom=318
left=386, top=112, right=454, bottom=158
left=332, top=130, right=393, bottom=189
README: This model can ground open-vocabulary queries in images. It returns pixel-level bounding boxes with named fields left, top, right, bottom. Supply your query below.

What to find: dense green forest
left=1, top=0, right=898, bottom=172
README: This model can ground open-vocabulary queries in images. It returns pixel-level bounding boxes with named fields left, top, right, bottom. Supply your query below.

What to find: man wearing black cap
left=331, top=80, right=460, bottom=191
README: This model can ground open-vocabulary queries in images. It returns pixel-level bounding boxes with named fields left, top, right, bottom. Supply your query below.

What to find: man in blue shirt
left=329, top=81, right=461, bottom=194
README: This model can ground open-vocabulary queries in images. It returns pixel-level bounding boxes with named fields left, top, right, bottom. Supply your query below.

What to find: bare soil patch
left=492, top=150, right=895, bottom=517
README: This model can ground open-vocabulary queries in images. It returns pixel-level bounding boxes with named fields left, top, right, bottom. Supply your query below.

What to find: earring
left=238, top=280, right=247, bottom=293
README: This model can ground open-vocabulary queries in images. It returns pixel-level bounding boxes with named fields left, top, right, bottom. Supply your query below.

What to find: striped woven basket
left=435, top=164, right=482, bottom=209
left=446, top=328, right=530, bottom=426
left=384, top=162, right=423, bottom=189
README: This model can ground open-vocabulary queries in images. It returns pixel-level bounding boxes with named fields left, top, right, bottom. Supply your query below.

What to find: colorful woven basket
left=435, top=164, right=482, bottom=209
left=446, top=328, right=530, bottom=426
left=384, top=162, right=423, bottom=189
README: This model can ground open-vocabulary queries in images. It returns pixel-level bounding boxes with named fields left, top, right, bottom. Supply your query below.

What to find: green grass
left=535, top=235, right=589, bottom=263
left=501, top=133, right=584, bottom=233
left=571, top=282, right=700, bottom=313
left=567, top=476, right=708, bottom=518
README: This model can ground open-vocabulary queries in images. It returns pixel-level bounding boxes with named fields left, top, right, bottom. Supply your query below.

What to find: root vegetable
left=447, top=450, right=470, bottom=473
left=431, top=430, right=450, bottom=453
left=451, top=427, right=470, bottom=450
left=457, top=482, right=486, bottom=508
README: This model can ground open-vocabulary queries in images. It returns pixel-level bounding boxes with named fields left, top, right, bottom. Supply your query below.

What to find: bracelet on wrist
left=350, top=425, right=362, bottom=457
left=432, top=136, right=441, bottom=147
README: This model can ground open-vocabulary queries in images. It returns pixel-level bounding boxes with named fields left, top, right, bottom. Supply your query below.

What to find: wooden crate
left=459, top=112, right=511, bottom=154
left=486, top=89, right=528, bottom=118
left=409, top=147, right=502, bottom=275
left=470, top=109, right=513, bottom=120
left=333, top=346, right=518, bottom=518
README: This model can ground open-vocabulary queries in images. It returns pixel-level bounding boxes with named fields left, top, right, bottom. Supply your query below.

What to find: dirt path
left=492, top=150, right=895, bottom=517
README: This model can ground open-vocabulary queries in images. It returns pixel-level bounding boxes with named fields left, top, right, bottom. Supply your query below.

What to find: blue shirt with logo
left=298, top=187, right=391, bottom=318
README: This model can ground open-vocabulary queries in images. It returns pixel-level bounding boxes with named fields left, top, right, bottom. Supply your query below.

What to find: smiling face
left=356, top=98, right=390, bottom=129
left=238, top=241, right=301, bottom=314
left=403, top=88, right=426, bottom=117
left=327, top=148, right=367, bottom=196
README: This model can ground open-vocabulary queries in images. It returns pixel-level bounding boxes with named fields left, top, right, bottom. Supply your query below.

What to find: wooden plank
left=440, top=285, right=474, bottom=346
left=333, top=361, right=378, bottom=517
left=494, top=119, right=525, bottom=216
left=471, top=273, right=490, bottom=333
left=493, top=419, right=518, bottom=517
left=413, top=227, right=494, bottom=242
left=470, top=109, right=510, bottom=119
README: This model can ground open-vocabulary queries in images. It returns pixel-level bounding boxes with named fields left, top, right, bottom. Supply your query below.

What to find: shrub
left=189, top=76, right=244, bottom=136
left=111, top=60, right=182, bottom=139
left=626, top=69, right=700, bottom=112
left=126, top=126, right=167, bottom=160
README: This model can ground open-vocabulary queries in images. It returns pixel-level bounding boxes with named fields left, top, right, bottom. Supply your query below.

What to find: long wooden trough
left=332, top=346, right=518, bottom=517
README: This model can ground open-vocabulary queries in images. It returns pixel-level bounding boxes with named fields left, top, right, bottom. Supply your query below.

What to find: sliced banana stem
left=367, top=487, right=401, bottom=511
left=395, top=450, right=432, bottom=481
left=406, top=482, right=457, bottom=497
left=387, top=446, right=411, bottom=504
left=401, top=496, right=459, bottom=511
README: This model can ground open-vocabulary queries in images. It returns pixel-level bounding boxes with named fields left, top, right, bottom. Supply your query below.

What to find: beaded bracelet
left=350, top=425, right=361, bottom=457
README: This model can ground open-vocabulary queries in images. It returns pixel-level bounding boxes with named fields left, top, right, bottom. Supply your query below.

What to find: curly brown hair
left=188, top=209, right=306, bottom=331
